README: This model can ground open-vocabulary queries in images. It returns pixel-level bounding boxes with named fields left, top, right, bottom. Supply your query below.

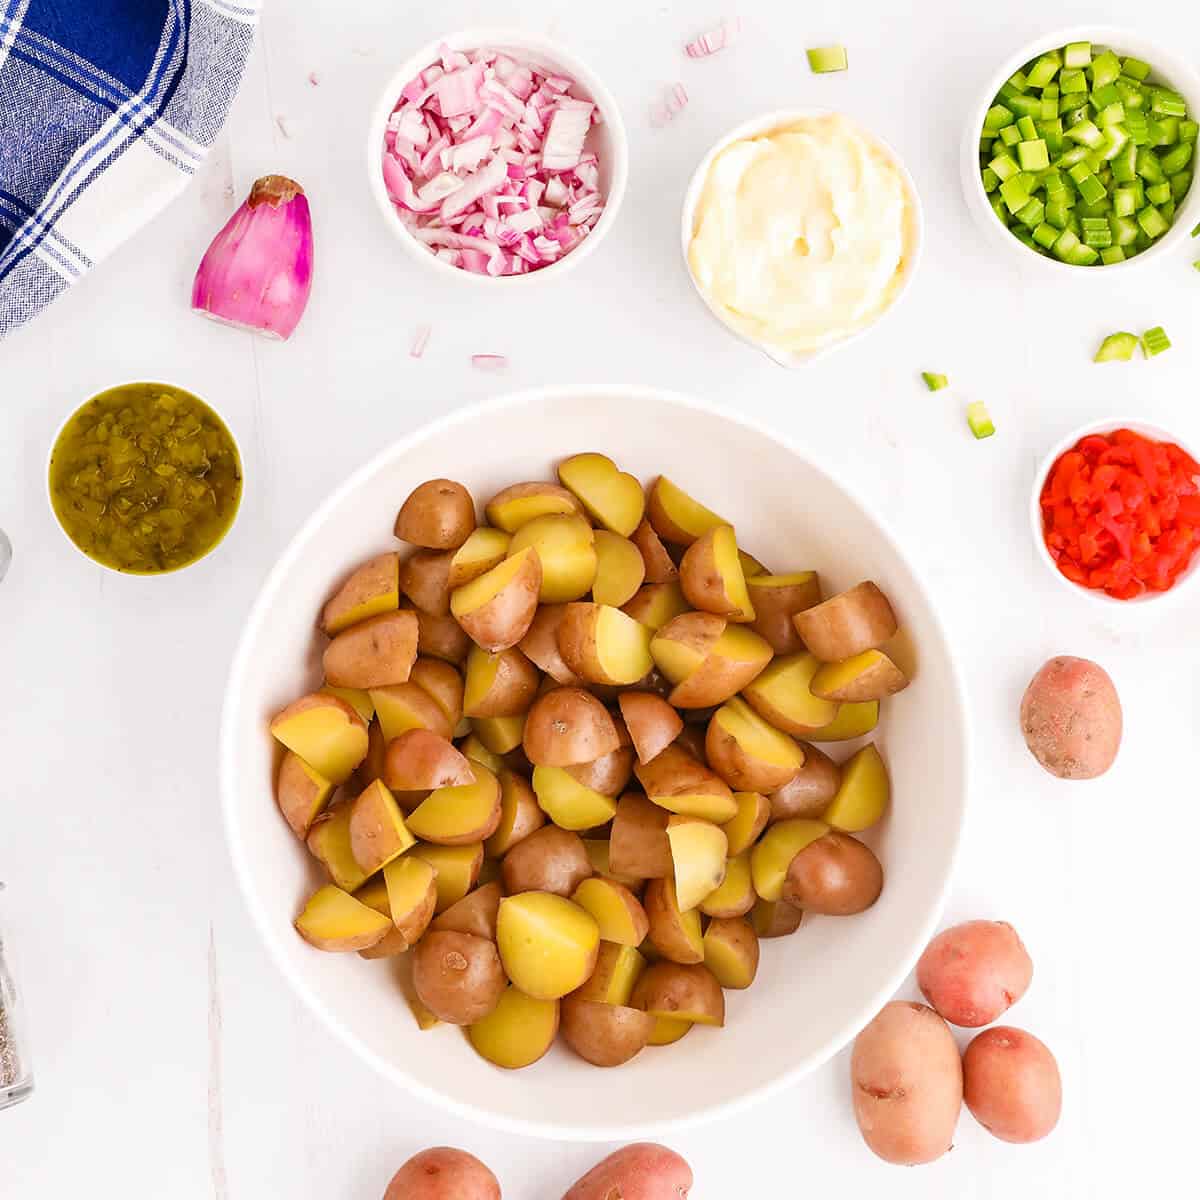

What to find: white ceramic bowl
left=365, top=29, right=628, bottom=287
left=961, top=26, right=1200, bottom=275
left=220, top=386, right=969, bottom=1141
left=1030, top=416, right=1200, bottom=609
left=680, top=109, right=924, bottom=368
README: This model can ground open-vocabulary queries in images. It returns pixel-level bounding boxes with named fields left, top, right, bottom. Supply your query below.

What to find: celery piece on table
left=1094, top=332, right=1138, bottom=362
left=965, top=402, right=995, bottom=440
left=921, top=373, right=949, bottom=392
left=1141, top=327, right=1172, bottom=357
left=806, top=46, right=847, bottom=74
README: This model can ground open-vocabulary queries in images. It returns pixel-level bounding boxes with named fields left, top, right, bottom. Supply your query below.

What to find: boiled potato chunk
left=806, top=700, right=880, bottom=742
left=561, top=996, right=655, bottom=1067
left=699, top=851, right=755, bottom=918
left=634, top=744, right=737, bottom=823
left=720, top=791, right=770, bottom=856
left=591, top=531, right=646, bottom=607
left=666, top=816, right=728, bottom=912
left=556, top=603, right=653, bottom=687
left=621, top=582, right=689, bottom=631
left=770, top=744, right=842, bottom=819
left=394, top=478, right=475, bottom=550
left=306, top=803, right=369, bottom=891
left=450, top=546, right=542, bottom=652
left=582, top=838, right=643, bottom=890
left=517, top=604, right=585, bottom=686
left=532, top=765, right=618, bottom=831
left=575, top=941, right=647, bottom=1005
left=811, top=649, right=909, bottom=702
left=406, top=764, right=502, bottom=845
left=822, top=744, right=890, bottom=832
left=275, top=751, right=333, bottom=838
left=294, top=885, right=392, bottom=952
left=646, top=476, right=727, bottom=545
left=705, top=697, right=806, bottom=792
left=270, top=693, right=368, bottom=784
left=485, top=481, right=584, bottom=532
left=647, top=1015, right=692, bottom=1045
left=496, top=892, right=600, bottom=1000
left=618, top=691, right=684, bottom=765
left=631, top=962, right=725, bottom=1027
left=651, top=614, right=772, bottom=708
left=558, top=452, right=646, bottom=537
left=398, top=550, right=453, bottom=616
left=370, top=681, right=454, bottom=742
left=630, top=519, right=679, bottom=583
left=321, top=685, right=374, bottom=724
left=501, top=825, right=592, bottom=897
left=459, top=733, right=504, bottom=773
left=472, top=713, right=526, bottom=755
left=463, top=644, right=540, bottom=718
left=742, top=652, right=839, bottom=737
left=523, top=687, right=620, bottom=766
left=747, top=572, right=822, bottom=655
left=431, top=880, right=503, bottom=941
left=680, top=526, right=755, bottom=621
left=703, top=917, right=760, bottom=989
left=323, top=610, right=419, bottom=689
left=320, top=552, right=400, bottom=636
left=751, top=897, right=804, bottom=938
left=349, top=779, right=416, bottom=874
left=382, top=729, right=474, bottom=791
left=572, top=877, right=649, bottom=946
left=468, top=987, right=560, bottom=1069
left=792, top=580, right=898, bottom=662
left=383, top=854, right=439, bottom=944
left=750, top=818, right=829, bottom=901
left=643, top=877, right=704, bottom=964
left=412, top=608, right=471, bottom=664
left=410, top=842, right=484, bottom=912
left=608, top=792, right=672, bottom=879
left=412, top=930, right=506, bottom=1025
left=447, top=526, right=511, bottom=587
left=509, top=514, right=597, bottom=603
left=485, top=769, right=545, bottom=857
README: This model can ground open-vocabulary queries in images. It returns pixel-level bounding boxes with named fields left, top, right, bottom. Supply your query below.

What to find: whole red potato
left=963, top=1026, right=1062, bottom=1143
left=563, top=1143, right=692, bottom=1200
left=1020, top=656, right=1121, bottom=780
left=917, top=920, right=1032, bottom=1027
left=384, top=1147, right=500, bottom=1200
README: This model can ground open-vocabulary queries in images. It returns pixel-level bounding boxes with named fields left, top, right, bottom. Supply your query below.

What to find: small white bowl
left=1030, top=417, right=1200, bottom=609
left=680, top=108, right=924, bottom=368
left=365, top=29, right=628, bottom=287
left=961, top=26, right=1200, bottom=275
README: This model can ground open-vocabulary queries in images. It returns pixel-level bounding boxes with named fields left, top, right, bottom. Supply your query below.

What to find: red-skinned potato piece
left=320, top=552, right=400, bottom=636
left=399, top=550, right=454, bottom=616
left=502, top=825, right=593, bottom=896
left=792, top=581, right=898, bottom=662
left=631, top=519, right=679, bottom=584
left=522, top=687, right=621, bottom=766
left=1019, top=655, right=1122, bottom=780
left=431, top=881, right=504, bottom=941
left=747, top=571, right=822, bottom=654
left=412, top=606, right=471, bottom=664
left=917, top=920, right=1033, bottom=1028
left=322, top=611, right=418, bottom=689
left=518, top=604, right=585, bottom=686
left=565, top=745, right=635, bottom=797
left=275, top=751, right=333, bottom=838
left=450, top=547, right=542, bottom=653
left=962, top=1026, right=1062, bottom=1144
left=382, top=729, right=475, bottom=791
left=782, top=831, right=883, bottom=915
left=619, top=691, right=684, bottom=765
left=269, top=693, right=368, bottom=785
left=560, top=996, right=655, bottom=1068
left=769, top=743, right=841, bottom=819
left=384, top=1148, right=501, bottom=1200
left=394, top=479, right=476, bottom=550
left=608, top=792, right=672, bottom=879
left=562, top=1144, right=693, bottom=1200
left=679, top=525, right=755, bottom=621
left=411, top=930, right=506, bottom=1025
left=463, top=644, right=540, bottom=718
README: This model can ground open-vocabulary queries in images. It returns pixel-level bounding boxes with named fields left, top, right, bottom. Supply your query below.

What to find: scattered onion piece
left=471, top=354, right=508, bottom=371
left=650, top=82, right=689, bottom=128
left=684, top=17, right=741, bottom=59
left=410, top=324, right=431, bottom=358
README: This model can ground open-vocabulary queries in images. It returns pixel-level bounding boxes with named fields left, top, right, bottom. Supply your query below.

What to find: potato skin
left=412, top=931, right=506, bottom=1025
left=792, top=580, right=897, bottom=662
left=395, top=479, right=476, bottom=550
left=560, top=996, right=654, bottom=1067
left=917, top=920, right=1033, bottom=1028
left=383, top=1147, right=500, bottom=1200
left=562, top=1144, right=693, bottom=1200
left=851, top=1001, right=963, bottom=1165
left=769, top=743, right=841, bottom=819
left=1019, top=655, right=1121, bottom=780
left=782, top=832, right=883, bottom=915
left=962, top=1026, right=1061, bottom=1143
left=523, top=687, right=621, bottom=766
left=502, top=825, right=592, bottom=897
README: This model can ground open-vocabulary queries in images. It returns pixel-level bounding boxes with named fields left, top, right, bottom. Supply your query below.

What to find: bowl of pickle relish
left=48, top=381, right=243, bottom=575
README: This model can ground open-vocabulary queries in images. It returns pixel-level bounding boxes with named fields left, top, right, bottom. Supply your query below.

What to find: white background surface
left=1, top=0, right=1197, bottom=1195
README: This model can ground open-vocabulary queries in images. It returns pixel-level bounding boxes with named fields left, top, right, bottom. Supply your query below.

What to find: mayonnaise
left=687, top=115, right=916, bottom=357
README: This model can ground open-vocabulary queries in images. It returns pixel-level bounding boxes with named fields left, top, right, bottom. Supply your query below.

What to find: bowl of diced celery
left=963, top=28, right=1200, bottom=269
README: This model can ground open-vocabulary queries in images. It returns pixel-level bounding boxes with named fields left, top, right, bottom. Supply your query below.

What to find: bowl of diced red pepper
left=1032, top=420, right=1200, bottom=602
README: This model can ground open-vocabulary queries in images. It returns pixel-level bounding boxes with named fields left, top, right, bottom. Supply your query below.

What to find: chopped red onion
left=381, top=47, right=605, bottom=276
left=650, top=82, right=689, bottom=128
left=684, top=17, right=741, bottom=58
left=471, top=354, right=509, bottom=370
left=410, top=324, right=431, bottom=358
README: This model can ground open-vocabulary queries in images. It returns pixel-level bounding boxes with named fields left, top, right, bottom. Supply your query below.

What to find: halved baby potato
left=509, top=513, right=597, bottom=603
left=575, top=941, right=646, bottom=1006
left=517, top=604, right=585, bottom=686
left=323, top=610, right=419, bottom=689
left=621, top=582, right=689, bottom=631
left=394, top=478, right=476, bottom=550
left=522, top=687, right=620, bottom=766
left=643, top=876, right=704, bottom=964
left=572, top=877, right=649, bottom=946
left=680, top=526, right=755, bottom=621
left=783, top=831, right=884, bottom=915
left=501, top=825, right=593, bottom=897
left=405, top=764, right=502, bottom=845
left=704, top=697, right=806, bottom=792
left=497, top=892, right=600, bottom=1000
left=561, top=996, right=655, bottom=1067
left=270, top=692, right=368, bottom=784
left=630, top=519, right=678, bottom=584
left=564, top=745, right=635, bottom=798
left=557, top=452, right=646, bottom=537
left=703, top=917, right=759, bottom=990
left=411, top=608, right=471, bottom=665
left=646, top=477, right=727, bottom=545
left=349, top=779, right=416, bottom=874
left=413, top=929, right=506, bottom=1024
left=431, top=880, right=503, bottom=941
left=750, top=818, right=829, bottom=901
left=383, top=854, right=439, bottom=944
left=582, top=838, right=644, bottom=891
left=306, top=803, right=369, bottom=892
left=484, top=769, right=545, bottom=857
left=294, top=885, right=392, bottom=952
left=650, top=613, right=772, bottom=708
left=618, top=691, right=684, bottom=765
left=451, top=546, right=542, bottom=652
left=410, top=842, right=485, bottom=912
left=321, top=552, right=400, bottom=636
left=371, top=680, right=454, bottom=743
left=485, top=481, right=584, bottom=533
left=631, top=962, right=725, bottom=1027
left=472, top=713, right=527, bottom=755
left=666, top=816, right=728, bottom=912
left=647, top=1015, right=692, bottom=1046
left=557, top=603, right=653, bottom=687
left=699, top=851, right=755, bottom=918
left=747, top=571, right=822, bottom=654
left=811, top=649, right=909, bottom=702
left=634, top=744, right=737, bottom=823
left=468, top=986, right=560, bottom=1069
left=399, top=550, right=453, bottom=616
left=805, top=700, right=880, bottom=742
left=608, top=792, right=672, bottom=879
left=751, top=897, right=804, bottom=939
left=322, top=685, right=374, bottom=725
left=382, top=729, right=475, bottom=792
left=822, top=744, right=889, bottom=832
left=532, top=765, right=618, bottom=831
left=591, top=531, right=646, bottom=607
left=459, top=733, right=504, bottom=774
left=275, top=751, right=334, bottom=838
left=742, top=652, right=839, bottom=737
left=770, top=743, right=842, bottom=820
left=463, top=644, right=540, bottom=718
left=792, top=581, right=898, bottom=662
left=720, top=791, right=770, bottom=856
left=447, top=526, right=511, bottom=588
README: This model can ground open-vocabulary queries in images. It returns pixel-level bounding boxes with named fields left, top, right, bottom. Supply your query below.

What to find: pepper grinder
left=0, top=884, right=34, bottom=1110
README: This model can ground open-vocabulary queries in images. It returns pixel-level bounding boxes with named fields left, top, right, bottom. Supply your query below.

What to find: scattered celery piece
left=1026, top=52, right=1061, bottom=89
left=1017, top=197, right=1045, bottom=229
left=999, top=125, right=1022, bottom=147
left=1114, top=186, right=1138, bottom=217
left=1008, top=94, right=1041, bottom=119
left=806, top=46, right=848, bottom=74
left=966, top=402, right=995, bottom=440
left=1141, top=327, right=1171, bottom=357
left=1180, top=120, right=1198, bottom=143
left=1095, top=332, right=1139, bottom=361
left=989, top=152, right=1020, bottom=181
left=1192, top=221, right=1200, bottom=237
left=921, top=372, right=949, bottom=392
left=999, top=175, right=1030, bottom=213
left=1171, top=171, right=1192, bottom=200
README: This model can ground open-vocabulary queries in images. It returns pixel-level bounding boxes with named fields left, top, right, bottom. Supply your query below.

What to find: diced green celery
left=1112, top=142, right=1138, bottom=182
left=998, top=80, right=1020, bottom=102
left=1067, top=161, right=1091, bottom=183
left=1114, top=185, right=1138, bottom=216
left=990, top=194, right=1008, bottom=223
left=1161, top=142, right=1193, bottom=174
left=1100, top=246, right=1126, bottom=264
left=921, top=373, right=949, bottom=392
left=1067, top=214, right=1082, bottom=236
left=1135, top=230, right=1152, bottom=251
left=1007, top=69, right=1029, bottom=93
left=1136, top=147, right=1165, bottom=182
left=1016, top=114, right=1038, bottom=140
left=806, top=46, right=848, bottom=73
left=966, top=401, right=995, bottom=439
left=1066, top=119, right=1103, bottom=148
left=1091, top=83, right=1121, bottom=110
left=1014, top=227, right=1039, bottom=249
left=1026, top=51, right=1062, bottom=89
left=1181, top=120, right=1199, bottom=144
left=1018, top=139, right=1050, bottom=171
left=1067, top=242, right=1100, bottom=265
left=1146, top=181, right=1172, bottom=205
left=1122, top=58, right=1151, bottom=82
left=1057, top=145, right=1091, bottom=168
left=1193, top=221, right=1200, bottom=237
left=1125, top=112, right=1151, bottom=145
left=1091, top=50, right=1122, bottom=90
left=1171, top=170, right=1192, bottom=200
left=1096, top=102, right=1125, bottom=128
left=1116, top=78, right=1146, bottom=109
left=1052, top=228, right=1081, bottom=259
left=1015, top=171, right=1038, bottom=193
left=982, top=166, right=1000, bottom=193
left=1044, top=82, right=1060, bottom=100
left=1152, top=89, right=1188, bottom=118
left=989, top=153, right=1020, bottom=181
left=1076, top=171, right=1106, bottom=205
left=1008, top=94, right=1042, bottom=118
left=1145, top=119, right=1167, bottom=145
left=1059, top=68, right=1088, bottom=94
left=1160, top=198, right=1176, bottom=222
left=1000, top=125, right=1022, bottom=147
left=1032, top=221, right=1060, bottom=249
left=1077, top=198, right=1109, bottom=219
left=1141, top=326, right=1171, bottom=357
left=1095, top=332, right=1138, bottom=361
left=1064, top=104, right=1092, bottom=129
left=1084, top=149, right=1107, bottom=174
left=1082, top=227, right=1113, bottom=248
left=983, top=104, right=1015, bottom=133
left=1100, top=126, right=1129, bottom=160
left=1017, top=196, right=1045, bottom=229
left=1155, top=118, right=1180, bottom=146
left=1110, top=214, right=1139, bottom=246
left=1063, top=42, right=1092, bottom=69
left=1040, top=95, right=1059, bottom=121
left=1137, top=205, right=1169, bottom=238
left=1042, top=168, right=1066, bottom=198
left=1045, top=199, right=1071, bottom=229
left=999, top=175, right=1030, bottom=212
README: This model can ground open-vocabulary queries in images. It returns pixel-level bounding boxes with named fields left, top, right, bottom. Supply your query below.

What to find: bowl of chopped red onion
left=368, top=30, right=628, bottom=283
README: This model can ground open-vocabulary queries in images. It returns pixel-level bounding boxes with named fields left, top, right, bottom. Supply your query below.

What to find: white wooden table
left=2, top=1, right=1198, bottom=1195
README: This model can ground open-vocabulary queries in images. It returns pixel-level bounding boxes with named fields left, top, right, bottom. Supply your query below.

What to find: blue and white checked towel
left=0, top=0, right=260, bottom=340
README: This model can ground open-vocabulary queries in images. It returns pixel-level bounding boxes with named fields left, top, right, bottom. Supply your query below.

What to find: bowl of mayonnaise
left=682, top=109, right=924, bottom=368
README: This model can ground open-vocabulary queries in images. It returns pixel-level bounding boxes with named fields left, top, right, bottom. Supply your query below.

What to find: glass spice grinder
left=0, top=883, right=34, bottom=1111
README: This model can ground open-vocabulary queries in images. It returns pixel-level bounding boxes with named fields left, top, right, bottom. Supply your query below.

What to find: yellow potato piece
left=532, top=765, right=618, bottom=832
left=651, top=789, right=738, bottom=824
left=410, top=842, right=484, bottom=912
left=700, top=852, right=755, bottom=918
left=307, top=804, right=370, bottom=892
left=648, top=476, right=727, bottom=544
left=497, top=892, right=600, bottom=1000
left=370, top=683, right=450, bottom=742
left=561, top=603, right=654, bottom=686
left=742, top=652, right=840, bottom=737
left=320, top=552, right=400, bottom=636
left=451, top=546, right=537, bottom=617
left=459, top=734, right=504, bottom=774
left=576, top=941, right=647, bottom=1005
left=275, top=752, right=334, bottom=839
left=448, top=527, right=511, bottom=587
left=508, top=514, right=597, bottom=603
left=582, top=838, right=643, bottom=890
left=806, top=700, right=880, bottom=742
left=321, top=685, right=375, bottom=724
left=720, top=791, right=770, bottom=856
left=703, top=918, right=759, bottom=989
left=572, top=878, right=648, bottom=946
left=681, top=525, right=754, bottom=620
left=349, top=779, right=416, bottom=874
left=558, top=452, right=646, bottom=537
left=294, top=885, right=392, bottom=952
left=406, top=765, right=501, bottom=845
left=485, top=483, right=581, bottom=532
left=468, top=986, right=560, bottom=1070
left=270, top=694, right=368, bottom=784
left=708, top=696, right=807, bottom=790
left=822, top=743, right=890, bottom=832
left=649, top=630, right=706, bottom=684
left=622, top=582, right=690, bottom=631
left=472, top=713, right=526, bottom=754
left=647, top=1015, right=692, bottom=1046
left=811, top=649, right=908, bottom=702
left=666, top=817, right=728, bottom=911
left=384, top=855, right=438, bottom=931
left=591, top=531, right=646, bottom=607
left=751, top=818, right=829, bottom=901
